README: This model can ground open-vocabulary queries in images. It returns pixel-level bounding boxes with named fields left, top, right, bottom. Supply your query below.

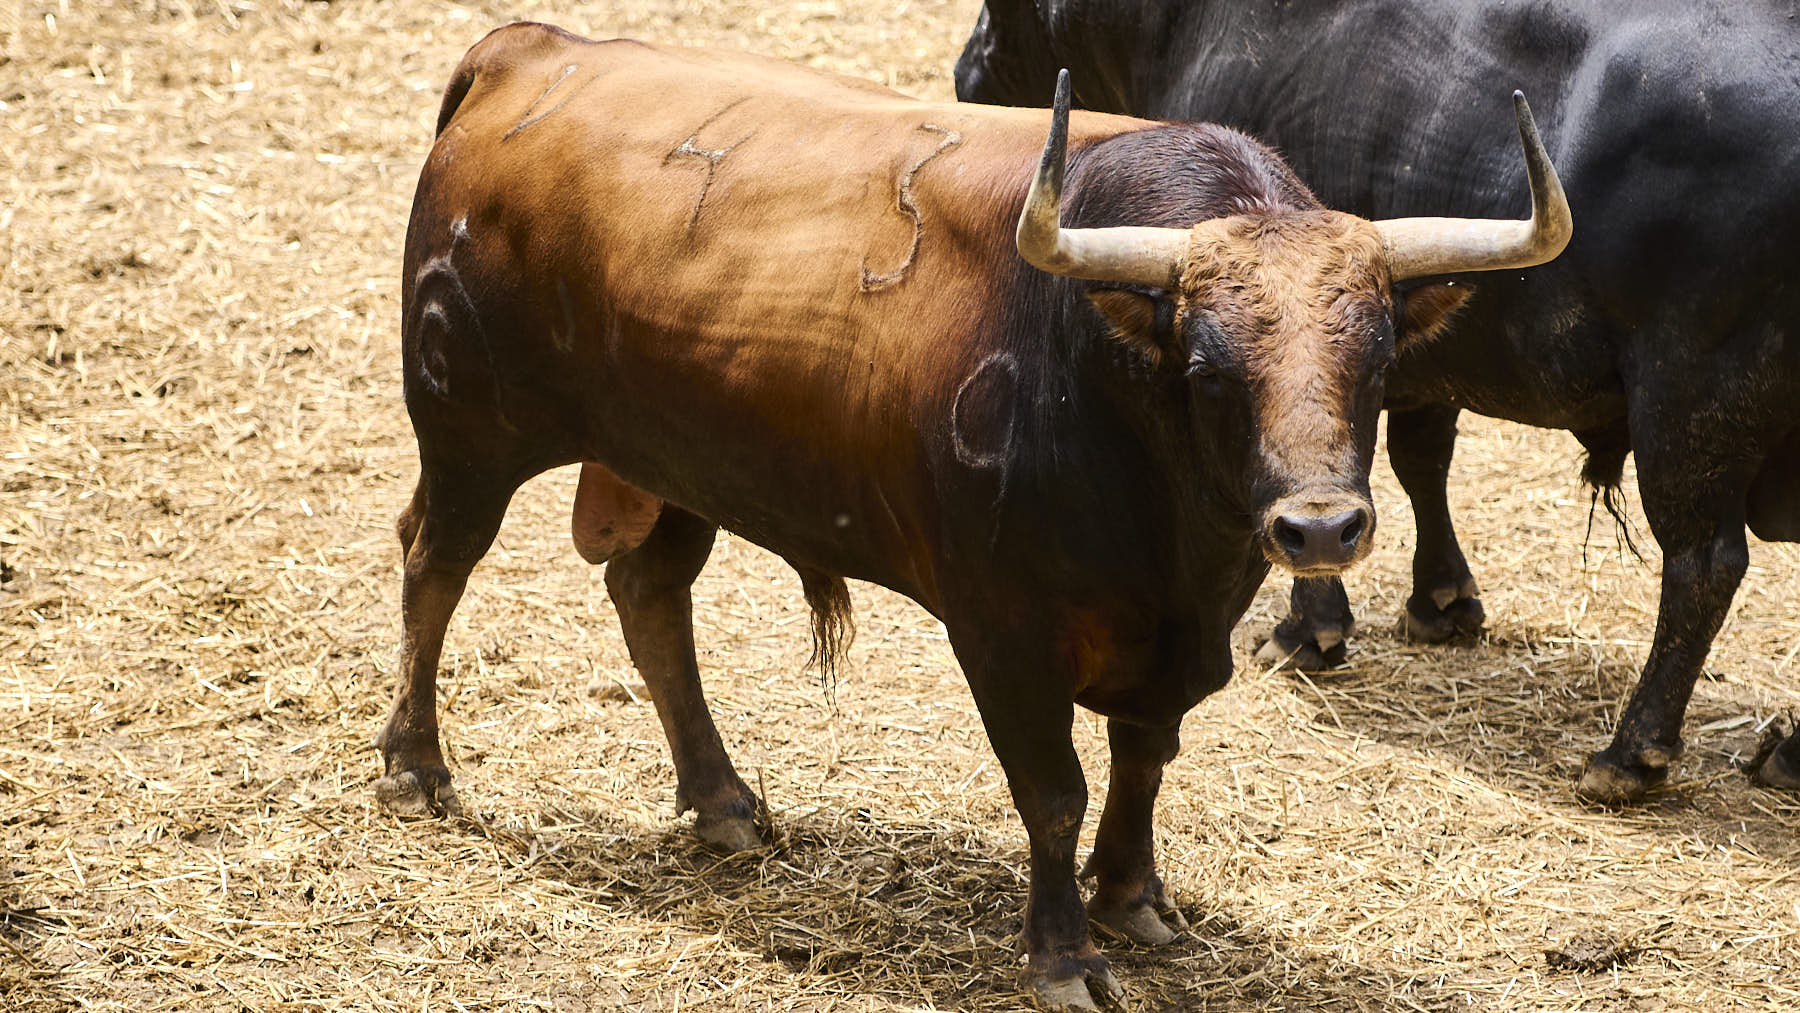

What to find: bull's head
left=1018, top=71, right=1570, bottom=576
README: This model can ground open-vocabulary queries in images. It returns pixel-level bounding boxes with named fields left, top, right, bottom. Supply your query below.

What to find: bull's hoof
left=1257, top=580, right=1354, bottom=672
left=374, top=765, right=462, bottom=818
left=1254, top=628, right=1347, bottom=672
left=693, top=813, right=764, bottom=853
left=1749, top=724, right=1800, bottom=790
left=1576, top=740, right=1680, bottom=804
left=1022, top=956, right=1123, bottom=1012
left=1091, top=899, right=1187, bottom=947
left=1396, top=582, right=1484, bottom=644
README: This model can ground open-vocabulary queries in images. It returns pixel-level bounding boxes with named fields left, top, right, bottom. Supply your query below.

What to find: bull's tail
left=796, top=567, right=855, bottom=690
left=1577, top=424, right=1642, bottom=563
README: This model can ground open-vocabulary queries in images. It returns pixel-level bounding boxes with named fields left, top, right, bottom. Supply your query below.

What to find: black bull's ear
left=1087, top=286, right=1178, bottom=366
left=1397, top=280, right=1475, bottom=349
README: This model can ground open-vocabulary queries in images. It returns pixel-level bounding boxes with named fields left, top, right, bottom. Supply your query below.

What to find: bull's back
left=1077, top=1, right=1800, bottom=413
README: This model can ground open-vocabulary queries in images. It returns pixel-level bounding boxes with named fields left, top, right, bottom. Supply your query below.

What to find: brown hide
left=412, top=28, right=1152, bottom=607
left=411, top=27, right=1405, bottom=592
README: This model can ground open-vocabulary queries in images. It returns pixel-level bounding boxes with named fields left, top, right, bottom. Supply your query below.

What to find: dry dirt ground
left=3, top=2, right=1798, bottom=1011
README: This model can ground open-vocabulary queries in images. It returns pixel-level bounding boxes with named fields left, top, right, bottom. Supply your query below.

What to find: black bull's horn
left=1015, top=70, right=1573, bottom=285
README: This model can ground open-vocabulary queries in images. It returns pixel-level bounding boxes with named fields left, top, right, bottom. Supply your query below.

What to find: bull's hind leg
left=375, top=467, right=519, bottom=817
left=1083, top=720, right=1188, bottom=946
left=1578, top=400, right=1755, bottom=803
left=604, top=507, right=762, bottom=852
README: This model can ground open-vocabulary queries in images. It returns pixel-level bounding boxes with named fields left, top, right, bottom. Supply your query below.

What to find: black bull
left=956, top=0, right=1800, bottom=802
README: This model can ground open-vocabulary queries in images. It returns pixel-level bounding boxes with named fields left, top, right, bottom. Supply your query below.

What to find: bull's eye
left=1186, top=355, right=1216, bottom=380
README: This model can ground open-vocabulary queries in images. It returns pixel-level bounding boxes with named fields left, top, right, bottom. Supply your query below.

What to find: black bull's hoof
left=1021, top=953, right=1124, bottom=1012
left=1395, top=579, right=1485, bottom=644
left=1576, top=739, right=1681, bottom=804
left=1255, top=578, right=1355, bottom=671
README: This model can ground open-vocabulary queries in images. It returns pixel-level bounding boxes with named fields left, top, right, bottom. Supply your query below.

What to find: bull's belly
left=1383, top=326, right=1626, bottom=433
left=1385, top=375, right=1626, bottom=433
left=573, top=410, right=942, bottom=607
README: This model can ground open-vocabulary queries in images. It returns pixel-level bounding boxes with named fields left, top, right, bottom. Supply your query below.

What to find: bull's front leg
left=1577, top=423, right=1752, bottom=803
left=1388, top=404, right=1483, bottom=643
left=956, top=638, right=1119, bottom=1012
left=1082, top=720, right=1188, bottom=946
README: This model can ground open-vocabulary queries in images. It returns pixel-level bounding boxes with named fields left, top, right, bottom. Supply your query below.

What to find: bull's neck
left=982, top=262, right=1261, bottom=608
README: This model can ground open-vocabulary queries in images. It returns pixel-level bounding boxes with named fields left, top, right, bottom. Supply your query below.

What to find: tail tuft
left=1578, top=428, right=1642, bottom=563
left=796, top=568, right=855, bottom=690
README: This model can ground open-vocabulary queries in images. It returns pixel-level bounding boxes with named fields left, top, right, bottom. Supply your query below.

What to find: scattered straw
left=3, top=2, right=1798, bottom=1011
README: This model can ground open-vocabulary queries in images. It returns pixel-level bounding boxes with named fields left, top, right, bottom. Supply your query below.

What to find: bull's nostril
left=1274, top=518, right=1307, bottom=557
left=1339, top=513, right=1366, bottom=548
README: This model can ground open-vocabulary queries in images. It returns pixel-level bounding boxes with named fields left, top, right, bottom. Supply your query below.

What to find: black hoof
left=1396, top=582, right=1485, bottom=644
left=374, top=765, right=463, bottom=818
left=1748, top=721, right=1800, bottom=790
left=1577, top=739, right=1681, bottom=804
left=1258, top=578, right=1355, bottom=671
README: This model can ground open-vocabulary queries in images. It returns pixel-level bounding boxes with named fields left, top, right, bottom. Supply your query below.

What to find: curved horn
left=1374, top=92, right=1573, bottom=281
left=1016, top=69, right=1191, bottom=287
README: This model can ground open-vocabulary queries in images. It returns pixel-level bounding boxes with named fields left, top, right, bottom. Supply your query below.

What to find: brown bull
left=379, top=22, right=1569, bottom=1009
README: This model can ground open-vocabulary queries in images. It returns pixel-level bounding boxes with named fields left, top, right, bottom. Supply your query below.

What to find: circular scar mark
left=952, top=352, right=1018, bottom=471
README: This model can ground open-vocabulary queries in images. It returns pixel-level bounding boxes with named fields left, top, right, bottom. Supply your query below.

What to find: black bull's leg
left=1577, top=395, right=1756, bottom=803
left=1388, top=404, right=1484, bottom=642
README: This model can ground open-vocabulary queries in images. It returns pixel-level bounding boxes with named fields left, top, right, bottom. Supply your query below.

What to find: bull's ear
left=1087, top=287, right=1177, bottom=366
left=1397, top=280, right=1474, bottom=349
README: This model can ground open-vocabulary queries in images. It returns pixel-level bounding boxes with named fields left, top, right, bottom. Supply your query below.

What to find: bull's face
left=1090, top=214, right=1396, bottom=575
left=1018, top=71, right=1571, bottom=577
left=1183, top=214, right=1390, bottom=574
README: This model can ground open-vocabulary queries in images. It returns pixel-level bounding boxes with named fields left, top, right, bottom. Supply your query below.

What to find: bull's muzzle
left=1263, top=495, right=1375, bottom=575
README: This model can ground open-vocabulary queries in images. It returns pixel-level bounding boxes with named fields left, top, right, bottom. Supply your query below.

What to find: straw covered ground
left=2, top=1, right=1797, bottom=1010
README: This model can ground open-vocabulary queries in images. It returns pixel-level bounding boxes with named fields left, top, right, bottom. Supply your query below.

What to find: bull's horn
left=1016, top=69, right=1191, bottom=288
left=1374, top=92, right=1573, bottom=281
